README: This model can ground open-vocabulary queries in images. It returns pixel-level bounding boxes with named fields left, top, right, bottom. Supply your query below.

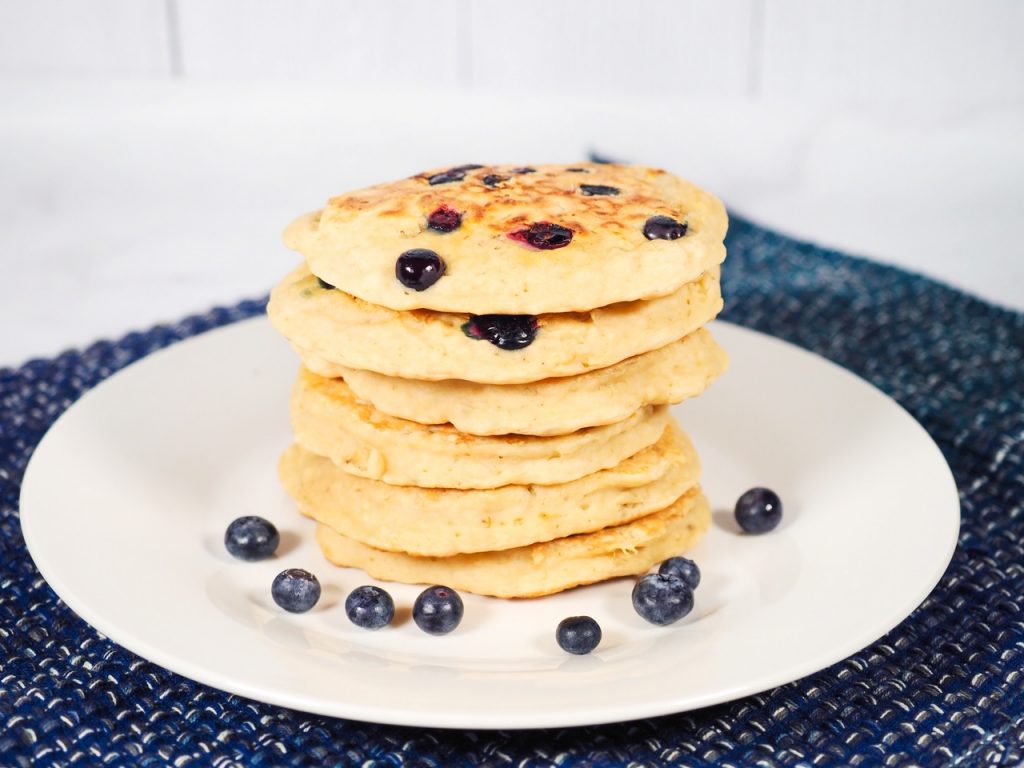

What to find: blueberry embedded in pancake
left=396, top=249, right=446, bottom=291
left=643, top=215, right=688, bottom=241
left=427, top=205, right=462, bottom=232
left=481, top=174, right=509, bottom=188
left=462, top=314, right=539, bottom=350
left=427, top=164, right=484, bottom=185
left=507, top=222, right=574, bottom=250
left=579, top=184, right=619, bottom=196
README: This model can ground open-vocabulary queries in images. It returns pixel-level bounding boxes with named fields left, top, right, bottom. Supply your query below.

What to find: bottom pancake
left=314, top=487, right=710, bottom=598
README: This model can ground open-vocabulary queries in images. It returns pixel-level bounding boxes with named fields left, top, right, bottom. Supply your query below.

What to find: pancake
left=279, top=423, right=700, bottom=556
left=314, top=487, right=711, bottom=598
left=285, top=162, right=727, bottom=314
left=267, top=264, right=723, bottom=384
left=337, top=327, right=728, bottom=436
left=291, top=368, right=671, bottom=489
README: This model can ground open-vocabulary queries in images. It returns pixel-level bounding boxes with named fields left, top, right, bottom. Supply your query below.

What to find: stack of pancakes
left=268, top=163, right=728, bottom=598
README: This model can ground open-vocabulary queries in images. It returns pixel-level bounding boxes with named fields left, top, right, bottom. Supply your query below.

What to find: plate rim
left=19, top=317, right=961, bottom=729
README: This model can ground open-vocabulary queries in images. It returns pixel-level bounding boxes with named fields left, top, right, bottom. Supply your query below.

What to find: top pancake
left=284, top=162, right=728, bottom=314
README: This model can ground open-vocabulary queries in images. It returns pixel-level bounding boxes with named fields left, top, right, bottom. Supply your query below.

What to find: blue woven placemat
left=2, top=215, right=1022, bottom=767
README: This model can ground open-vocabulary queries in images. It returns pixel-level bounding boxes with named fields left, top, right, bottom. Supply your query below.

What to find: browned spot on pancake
left=316, top=163, right=704, bottom=245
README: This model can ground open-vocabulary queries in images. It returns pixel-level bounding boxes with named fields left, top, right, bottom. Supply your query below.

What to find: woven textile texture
left=1, top=215, right=1022, bottom=768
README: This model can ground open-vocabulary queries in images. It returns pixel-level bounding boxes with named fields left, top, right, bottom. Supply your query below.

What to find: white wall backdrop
left=2, top=0, right=1023, bottom=106
left=2, top=1, right=1022, bottom=363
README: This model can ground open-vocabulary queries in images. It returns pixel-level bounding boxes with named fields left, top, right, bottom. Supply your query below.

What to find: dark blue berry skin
left=413, top=585, right=464, bottom=635
left=427, top=206, right=462, bottom=233
left=461, top=314, right=538, bottom=350
left=511, top=167, right=536, bottom=174
left=427, top=164, right=483, bottom=185
left=271, top=569, right=321, bottom=613
left=643, top=215, right=688, bottom=241
left=396, top=249, right=446, bottom=291
left=224, top=516, right=279, bottom=561
left=632, top=573, right=694, bottom=626
left=658, top=557, right=701, bottom=590
left=579, top=184, right=619, bottom=196
left=481, top=174, right=508, bottom=187
left=345, top=585, right=395, bottom=630
left=735, top=487, right=783, bottom=534
left=556, top=616, right=602, bottom=655
left=316, top=277, right=335, bottom=290
left=508, top=222, right=574, bottom=250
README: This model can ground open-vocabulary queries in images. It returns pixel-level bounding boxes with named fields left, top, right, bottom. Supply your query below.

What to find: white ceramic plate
left=20, top=318, right=960, bottom=729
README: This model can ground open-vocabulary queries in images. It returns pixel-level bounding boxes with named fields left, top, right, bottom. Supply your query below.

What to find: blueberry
left=735, top=487, right=783, bottom=534
left=556, top=616, right=602, bottom=655
left=507, top=222, right=574, bottom=250
left=413, top=585, right=464, bottom=635
left=579, top=184, right=619, bottom=196
left=461, top=314, right=538, bottom=350
left=396, top=248, right=446, bottom=291
left=658, top=557, right=701, bottom=590
left=631, top=573, right=694, bottom=626
left=643, top=215, right=688, bottom=241
left=427, top=205, right=462, bottom=233
left=511, top=167, right=536, bottom=174
left=345, top=585, right=395, bottom=630
left=271, top=569, right=321, bottom=613
left=481, top=174, right=509, bottom=187
left=224, top=516, right=279, bottom=561
left=427, top=164, right=483, bottom=185
left=316, top=277, right=335, bottom=290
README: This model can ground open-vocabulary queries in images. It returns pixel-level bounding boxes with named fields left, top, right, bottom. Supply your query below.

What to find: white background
left=2, top=0, right=1022, bottom=365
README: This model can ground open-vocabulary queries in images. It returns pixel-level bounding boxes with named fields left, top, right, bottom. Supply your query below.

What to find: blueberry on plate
left=556, top=616, right=602, bottom=655
left=632, top=573, right=694, bottom=626
left=345, top=585, right=395, bottom=630
left=271, top=569, right=321, bottom=613
left=658, top=556, right=701, bottom=590
left=643, top=215, right=688, bottom=241
left=224, top=516, right=279, bottom=561
left=413, top=585, right=464, bottom=635
left=735, top=487, right=783, bottom=534
left=396, top=248, right=446, bottom=291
